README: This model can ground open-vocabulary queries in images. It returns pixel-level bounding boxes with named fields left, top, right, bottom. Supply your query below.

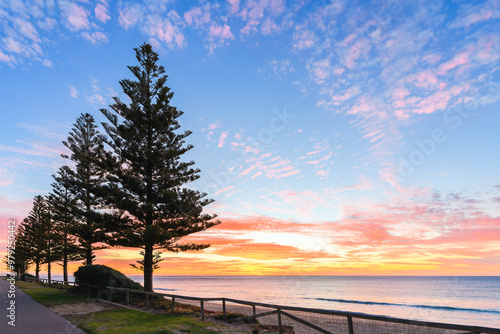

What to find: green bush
left=72, top=265, right=145, bottom=302
left=21, top=273, right=36, bottom=281
left=74, top=265, right=143, bottom=290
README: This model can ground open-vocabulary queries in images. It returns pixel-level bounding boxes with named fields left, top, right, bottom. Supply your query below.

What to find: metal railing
left=26, top=277, right=500, bottom=334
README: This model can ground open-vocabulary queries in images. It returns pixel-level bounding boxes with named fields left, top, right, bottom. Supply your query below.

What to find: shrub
left=74, top=265, right=143, bottom=290
left=21, top=273, right=36, bottom=281
left=72, top=265, right=145, bottom=302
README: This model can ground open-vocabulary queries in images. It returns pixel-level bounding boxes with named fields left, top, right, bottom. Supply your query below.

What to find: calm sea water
left=125, top=275, right=500, bottom=328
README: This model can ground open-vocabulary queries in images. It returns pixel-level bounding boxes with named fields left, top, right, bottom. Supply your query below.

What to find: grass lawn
left=16, top=280, right=89, bottom=305
left=16, top=280, right=250, bottom=334
left=69, top=309, right=225, bottom=334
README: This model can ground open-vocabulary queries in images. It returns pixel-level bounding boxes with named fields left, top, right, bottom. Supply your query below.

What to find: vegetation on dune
left=73, top=265, right=143, bottom=290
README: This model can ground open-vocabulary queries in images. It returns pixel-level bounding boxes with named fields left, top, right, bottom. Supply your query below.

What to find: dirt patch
left=50, top=301, right=121, bottom=316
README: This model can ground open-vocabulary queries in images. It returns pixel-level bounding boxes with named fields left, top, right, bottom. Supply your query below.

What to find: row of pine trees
left=8, top=44, right=220, bottom=292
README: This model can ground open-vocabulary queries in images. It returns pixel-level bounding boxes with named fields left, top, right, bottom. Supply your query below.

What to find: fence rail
left=25, top=277, right=500, bottom=334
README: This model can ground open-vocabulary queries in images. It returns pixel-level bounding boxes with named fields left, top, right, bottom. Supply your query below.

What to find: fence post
left=171, top=297, right=175, bottom=314
left=252, top=304, right=256, bottom=315
left=201, top=300, right=205, bottom=320
left=126, top=290, right=129, bottom=305
left=347, top=314, right=354, bottom=334
left=145, top=294, right=149, bottom=308
left=222, top=299, right=226, bottom=320
left=277, top=309, right=283, bottom=334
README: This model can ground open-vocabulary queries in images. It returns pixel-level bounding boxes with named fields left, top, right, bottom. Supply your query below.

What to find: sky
left=0, top=0, right=499, bottom=277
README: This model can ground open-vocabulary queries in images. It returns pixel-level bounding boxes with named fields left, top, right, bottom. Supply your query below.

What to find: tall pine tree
left=4, top=224, right=32, bottom=277
left=62, top=113, right=108, bottom=265
left=22, top=196, right=50, bottom=279
left=49, top=166, right=85, bottom=281
left=101, top=43, right=220, bottom=292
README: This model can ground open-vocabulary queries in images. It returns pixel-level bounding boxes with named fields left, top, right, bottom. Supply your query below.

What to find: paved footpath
left=0, top=277, right=84, bottom=334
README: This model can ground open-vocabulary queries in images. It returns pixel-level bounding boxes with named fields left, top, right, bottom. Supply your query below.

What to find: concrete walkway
left=0, top=277, right=84, bottom=334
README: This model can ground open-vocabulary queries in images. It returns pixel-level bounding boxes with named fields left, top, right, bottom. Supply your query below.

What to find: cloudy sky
left=1, top=0, right=499, bottom=276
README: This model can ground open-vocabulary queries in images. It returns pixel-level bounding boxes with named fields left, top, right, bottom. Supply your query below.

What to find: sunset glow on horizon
left=1, top=0, right=500, bottom=277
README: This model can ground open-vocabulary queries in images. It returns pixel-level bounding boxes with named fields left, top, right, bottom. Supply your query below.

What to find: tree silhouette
left=22, top=196, right=51, bottom=279
left=49, top=166, right=86, bottom=281
left=101, top=43, right=220, bottom=292
left=61, top=113, right=109, bottom=265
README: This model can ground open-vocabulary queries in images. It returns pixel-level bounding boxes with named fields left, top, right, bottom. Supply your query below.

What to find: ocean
left=126, top=275, right=500, bottom=328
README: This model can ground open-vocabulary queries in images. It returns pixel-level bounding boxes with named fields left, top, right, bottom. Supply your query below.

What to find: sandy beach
left=178, top=299, right=467, bottom=334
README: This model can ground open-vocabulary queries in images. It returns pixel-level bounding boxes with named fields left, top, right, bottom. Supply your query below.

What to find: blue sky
left=1, top=0, right=500, bottom=275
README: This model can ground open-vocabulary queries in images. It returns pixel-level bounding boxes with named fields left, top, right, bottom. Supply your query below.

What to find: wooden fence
left=26, top=277, right=500, bottom=334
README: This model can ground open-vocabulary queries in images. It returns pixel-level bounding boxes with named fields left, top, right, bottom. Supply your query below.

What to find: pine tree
left=101, top=43, right=220, bottom=292
left=49, top=166, right=85, bottom=282
left=62, top=113, right=108, bottom=266
left=3, top=224, right=32, bottom=277
left=22, top=196, right=50, bottom=279
left=43, top=199, right=60, bottom=284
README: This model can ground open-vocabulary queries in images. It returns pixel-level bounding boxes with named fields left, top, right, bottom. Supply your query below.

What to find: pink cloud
left=307, top=152, right=332, bottom=165
left=251, top=171, right=262, bottom=179
left=82, top=31, right=108, bottom=44
left=240, top=164, right=256, bottom=176
left=3, top=37, right=23, bottom=54
left=261, top=18, right=280, bottom=35
left=208, top=23, right=234, bottom=53
left=273, top=169, right=299, bottom=178
left=226, top=0, right=240, bottom=14
left=448, top=1, right=500, bottom=29
left=306, top=57, right=332, bottom=84
left=69, top=85, right=78, bottom=98
left=343, top=39, right=370, bottom=69
left=292, top=28, right=318, bottom=51
left=214, top=185, right=234, bottom=196
left=269, top=0, right=285, bottom=16
left=392, top=86, right=410, bottom=100
left=0, top=51, right=12, bottom=63
left=95, top=3, right=111, bottom=23
left=328, top=86, right=361, bottom=106
left=183, top=6, right=210, bottom=28
left=0, top=168, right=14, bottom=187
left=218, top=131, right=228, bottom=148
left=118, top=4, right=144, bottom=30
left=240, top=0, right=267, bottom=35
left=316, top=170, right=329, bottom=177
left=60, top=2, right=90, bottom=32
left=438, top=50, right=472, bottom=74
left=412, top=70, right=439, bottom=88
left=0, top=196, right=32, bottom=217
left=13, top=18, right=40, bottom=42
left=144, top=12, right=186, bottom=49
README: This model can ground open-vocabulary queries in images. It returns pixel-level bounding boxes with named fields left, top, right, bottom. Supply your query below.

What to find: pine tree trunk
left=63, top=230, right=68, bottom=281
left=63, top=247, right=68, bottom=282
left=86, top=244, right=93, bottom=266
left=47, top=241, right=52, bottom=284
left=35, top=260, right=40, bottom=279
left=47, top=259, right=51, bottom=284
left=143, top=245, right=154, bottom=292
